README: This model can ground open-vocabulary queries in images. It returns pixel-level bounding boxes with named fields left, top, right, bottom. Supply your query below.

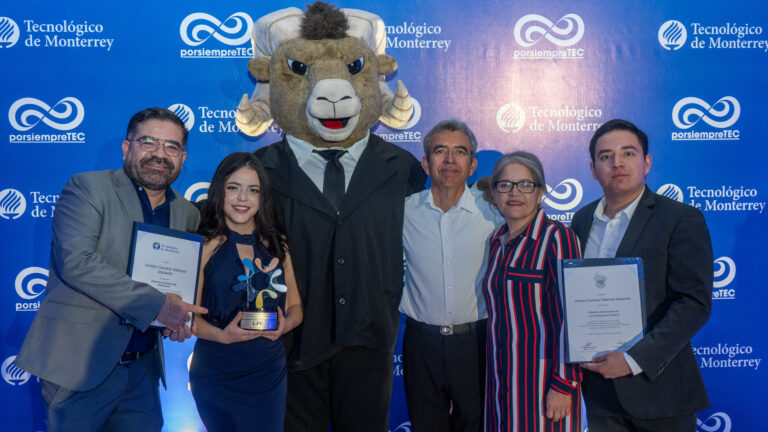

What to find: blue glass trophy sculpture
left=232, top=257, right=287, bottom=330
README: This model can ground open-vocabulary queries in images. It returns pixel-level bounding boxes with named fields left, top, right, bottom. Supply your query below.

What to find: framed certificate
left=127, top=222, right=204, bottom=327
left=558, top=258, right=646, bottom=364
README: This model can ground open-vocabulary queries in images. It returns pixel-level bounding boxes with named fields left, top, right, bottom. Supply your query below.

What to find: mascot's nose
left=317, top=95, right=352, bottom=103
left=307, top=79, right=362, bottom=120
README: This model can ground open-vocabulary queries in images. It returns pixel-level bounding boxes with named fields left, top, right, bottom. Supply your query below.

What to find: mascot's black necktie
left=314, top=149, right=346, bottom=210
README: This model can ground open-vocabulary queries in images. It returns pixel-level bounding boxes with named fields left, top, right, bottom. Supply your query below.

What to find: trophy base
left=240, top=310, right=277, bottom=330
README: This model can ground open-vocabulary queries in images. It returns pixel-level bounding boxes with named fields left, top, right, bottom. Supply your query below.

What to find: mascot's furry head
left=235, top=2, right=413, bottom=148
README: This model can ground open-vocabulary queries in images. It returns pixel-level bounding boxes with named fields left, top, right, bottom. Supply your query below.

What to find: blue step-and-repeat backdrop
left=1, top=1, right=766, bottom=431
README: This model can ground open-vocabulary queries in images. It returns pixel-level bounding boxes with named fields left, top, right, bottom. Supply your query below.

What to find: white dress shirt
left=286, top=132, right=369, bottom=192
left=584, top=187, right=645, bottom=374
left=399, top=185, right=504, bottom=326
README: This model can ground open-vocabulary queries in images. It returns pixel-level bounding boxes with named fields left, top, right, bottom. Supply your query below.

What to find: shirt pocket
left=505, top=267, right=545, bottom=284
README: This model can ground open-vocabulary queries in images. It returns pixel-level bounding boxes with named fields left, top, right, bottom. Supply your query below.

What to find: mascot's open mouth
left=308, top=109, right=359, bottom=141
left=319, top=118, right=351, bottom=130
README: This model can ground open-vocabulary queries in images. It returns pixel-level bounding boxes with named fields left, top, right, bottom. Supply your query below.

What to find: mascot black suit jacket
left=256, top=135, right=425, bottom=369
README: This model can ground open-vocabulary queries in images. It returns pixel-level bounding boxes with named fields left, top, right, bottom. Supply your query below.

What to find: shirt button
left=338, top=297, right=346, bottom=305
left=337, top=258, right=345, bottom=265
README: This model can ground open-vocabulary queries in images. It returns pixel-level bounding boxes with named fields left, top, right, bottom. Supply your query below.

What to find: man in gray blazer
left=17, top=107, right=206, bottom=432
left=571, top=119, right=712, bottom=431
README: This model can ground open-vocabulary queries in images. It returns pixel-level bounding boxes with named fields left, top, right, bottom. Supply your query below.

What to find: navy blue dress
left=189, top=230, right=287, bottom=432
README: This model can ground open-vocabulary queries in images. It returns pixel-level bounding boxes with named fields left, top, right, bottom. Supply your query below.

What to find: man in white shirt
left=571, top=119, right=713, bottom=431
left=400, top=120, right=501, bottom=432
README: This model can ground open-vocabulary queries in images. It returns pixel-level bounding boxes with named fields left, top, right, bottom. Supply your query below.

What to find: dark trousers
left=285, top=346, right=394, bottom=432
left=402, top=318, right=487, bottom=432
left=582, top=370, right=697, bottom=432
left=40, top=351, right=162, bottom=432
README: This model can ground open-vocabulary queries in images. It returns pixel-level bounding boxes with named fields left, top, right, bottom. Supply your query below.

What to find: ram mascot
left=236, top=3, right=425, bottom=430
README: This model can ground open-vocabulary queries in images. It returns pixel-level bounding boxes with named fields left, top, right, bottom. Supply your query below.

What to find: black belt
left=119, top=350, right=152, bottom=365
left=406, top=317, right=486, bottom=336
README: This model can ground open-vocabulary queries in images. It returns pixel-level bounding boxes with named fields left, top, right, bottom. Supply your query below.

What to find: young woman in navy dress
left=483, top=151, right=582, bottom=432
left=189, top=152, right=302, bottom=431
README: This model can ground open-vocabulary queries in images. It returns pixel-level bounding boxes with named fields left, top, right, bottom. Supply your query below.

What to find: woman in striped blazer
left=483, top=151, right=583, bottom=432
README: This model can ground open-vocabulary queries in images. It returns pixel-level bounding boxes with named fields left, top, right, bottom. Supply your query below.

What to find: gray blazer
left=571, top=188, right=712, bottom=419
left=17, top=167, right=200, bottom=392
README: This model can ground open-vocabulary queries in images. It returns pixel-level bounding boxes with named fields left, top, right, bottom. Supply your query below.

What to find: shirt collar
left=286, top=132, right=369, bottom=165
left=491, top=207, right=547, bottom=244
left=130, top=178, right=175, bottom=208
left=593, top=186, right=645, bottom=223
left=423, top=184, right=477, bottom=214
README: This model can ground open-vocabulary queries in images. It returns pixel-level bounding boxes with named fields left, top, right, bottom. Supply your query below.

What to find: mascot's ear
left=377, top=54, right=397, bottom=75
left=248, top=57, right=271, bottom=80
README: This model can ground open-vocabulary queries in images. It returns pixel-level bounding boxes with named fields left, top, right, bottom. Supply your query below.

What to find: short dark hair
left=589, top=119, right=648, bottom=161
left=197, top=152, right=287, bottom=262
left=125, top=107, right=188, bottom=147
left=422, top=119, right=478, bottom=156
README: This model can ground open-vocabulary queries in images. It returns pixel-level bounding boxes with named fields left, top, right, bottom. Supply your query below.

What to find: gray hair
left=490, top=151, right=546, bottom=194
left=422, top=119, right=478, bottom=156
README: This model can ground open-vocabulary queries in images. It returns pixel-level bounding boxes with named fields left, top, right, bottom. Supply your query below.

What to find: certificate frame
left=127, top=222, right=204, bottom=328
left=558, top=257, right=647, bottom=364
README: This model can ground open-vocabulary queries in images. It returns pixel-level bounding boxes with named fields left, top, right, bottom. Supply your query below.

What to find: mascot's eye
left=347, top=57, right=364, bottom=75
left=287, top=59, right=308, bottom=75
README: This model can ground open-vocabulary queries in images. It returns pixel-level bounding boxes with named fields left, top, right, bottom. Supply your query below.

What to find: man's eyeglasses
left=493, top=180, right=538, bottom=194
left=128, top=136, right=184, bottom=157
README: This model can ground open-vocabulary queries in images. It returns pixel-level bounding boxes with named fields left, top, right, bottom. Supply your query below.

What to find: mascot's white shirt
left=286, top=132, right=369, bottom=192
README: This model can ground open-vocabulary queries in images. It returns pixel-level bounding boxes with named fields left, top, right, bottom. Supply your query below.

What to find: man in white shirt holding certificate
left=571, top=119, right=713, bottom=431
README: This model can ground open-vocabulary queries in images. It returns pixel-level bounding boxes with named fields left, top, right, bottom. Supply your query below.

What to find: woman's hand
left=545, top=389, right=572, bottom=422
left=218, top=311, right=263, bottom=344
left=250, top=307, right=288, bottom=341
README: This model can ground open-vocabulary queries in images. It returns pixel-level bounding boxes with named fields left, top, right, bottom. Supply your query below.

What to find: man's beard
left=126, top=156, right=179, bottom=191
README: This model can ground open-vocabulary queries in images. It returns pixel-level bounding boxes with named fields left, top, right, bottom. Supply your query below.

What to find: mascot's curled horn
left=235, top=2, right=414, bottom=142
